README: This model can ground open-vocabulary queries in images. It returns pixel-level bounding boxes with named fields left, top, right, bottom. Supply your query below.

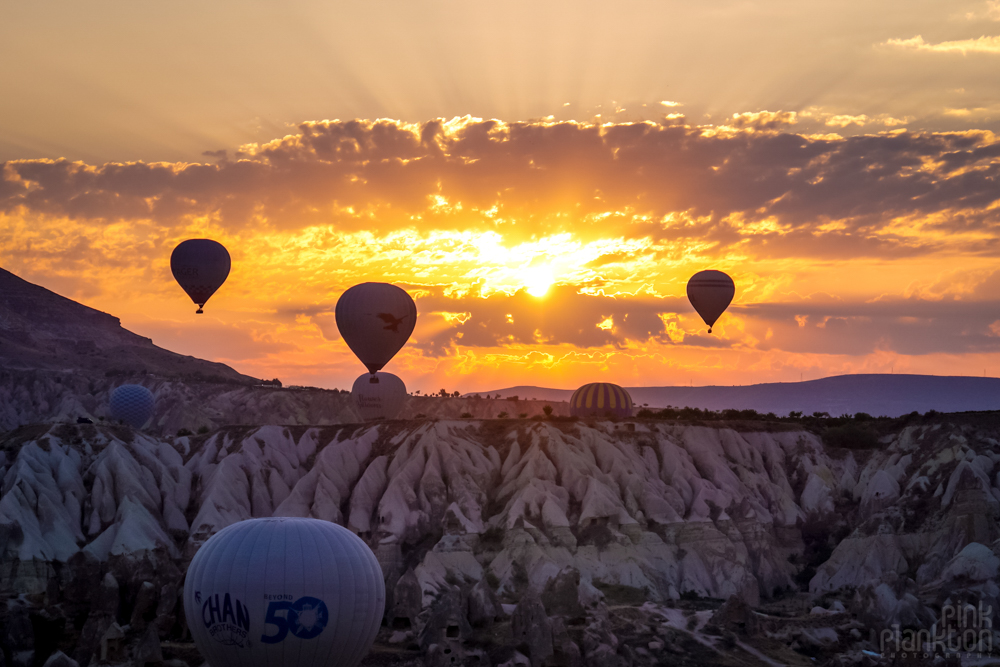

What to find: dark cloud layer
left=351, top=284, right=1000, bottom=359
left=413, top=285, right=686, bottom=355
left=2, top=118, right=998, bottom=258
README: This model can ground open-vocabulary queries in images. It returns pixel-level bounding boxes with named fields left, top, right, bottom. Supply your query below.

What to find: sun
left=523, top=267, right=554, bottom=297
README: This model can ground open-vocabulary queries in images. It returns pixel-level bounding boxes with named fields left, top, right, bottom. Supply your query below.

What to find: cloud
left=4, top=116, right=1000, bottom=389
left=410, top=284, right=696, bottom=356
left=2, top=118, right=998, bottom=265
left=739, top=296, right=1000, bottom=356
left=401, top=278, right=1000, bottom=361
left=964, top=1, right=1000, bottom=21
left=884, top=34, right=1000, bottom=54
left=727, top=110, right=798, bottom=131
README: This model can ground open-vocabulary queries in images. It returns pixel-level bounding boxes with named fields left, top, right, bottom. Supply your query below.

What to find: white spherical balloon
left=183, top=518, right=385, bottom=667
left=352, top=372, right=406, bottom=421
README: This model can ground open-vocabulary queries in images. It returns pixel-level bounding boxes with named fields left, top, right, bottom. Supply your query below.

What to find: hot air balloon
left=335, top=283, right=417, bottom=374
left=170, top=239, right=231, bottom=314
left=109, top=384, right=155, bottom=429
left=184, top=518, right=384, bottom=667
left=569, top=382, right=633, bottom=419
left=352, top=372, right=406, bottom=421
left=686, top=270, right=735, bottom=333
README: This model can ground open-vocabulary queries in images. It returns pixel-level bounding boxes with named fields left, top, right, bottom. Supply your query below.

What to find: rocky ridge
left=0, top=368, right=565, bottom=435
left=3, top=414, right=1000, bottom=666
left=0, top=268, right=252, bottom=384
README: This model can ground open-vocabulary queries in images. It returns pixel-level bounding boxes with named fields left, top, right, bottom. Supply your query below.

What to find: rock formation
left=3, top=414, right=1000, bottom=665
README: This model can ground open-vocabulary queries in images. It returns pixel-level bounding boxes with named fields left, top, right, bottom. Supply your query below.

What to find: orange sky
left=2, top=1, right=1000, bottom=392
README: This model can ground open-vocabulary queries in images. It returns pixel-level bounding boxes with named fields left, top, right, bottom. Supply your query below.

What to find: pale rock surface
left=6, top=415, right=1000, bottom=663
left=938, top=541, right=1000, bottom=582
left=810, top=534, right=908, bottom=592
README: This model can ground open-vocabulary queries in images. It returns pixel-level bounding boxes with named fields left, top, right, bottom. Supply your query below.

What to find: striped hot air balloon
left=569, top=382, right=633, bottom=419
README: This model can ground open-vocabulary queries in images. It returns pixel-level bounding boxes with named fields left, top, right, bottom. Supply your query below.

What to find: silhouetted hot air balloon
left=569, top=382, right=633, bottom=419
left=686, top=270, right=735, bottom=333
left=170, top=239, right=231, bottom=314
left=184, top=518, right=384, bottom=667
left=109, top=384, right=155, bottom=429
left=335, top=283, right=417, bottom=374
left=352, top=372, right=406, bottom=421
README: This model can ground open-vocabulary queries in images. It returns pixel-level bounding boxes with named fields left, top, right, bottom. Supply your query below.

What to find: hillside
left=3, top=415, right=1000, bottom=666
left=0, top=268, right=571, bottom=434
left=479, top=374, right=1000, bottom=417
left=0, top=267, right=254, bottom=382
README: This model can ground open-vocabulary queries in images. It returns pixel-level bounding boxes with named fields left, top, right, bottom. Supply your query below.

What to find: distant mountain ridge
left=472, top=374, right=1000, bottom=417
left=0, top=266, right=253, bottom=382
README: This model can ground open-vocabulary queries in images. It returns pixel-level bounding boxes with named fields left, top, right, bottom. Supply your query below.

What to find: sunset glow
left=2, top=1, right=1000, bottom=393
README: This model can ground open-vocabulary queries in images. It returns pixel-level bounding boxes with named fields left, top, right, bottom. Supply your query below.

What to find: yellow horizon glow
left=4, top=115, right=1000, bottom=393
left=524, top=267, right=555, bottom=298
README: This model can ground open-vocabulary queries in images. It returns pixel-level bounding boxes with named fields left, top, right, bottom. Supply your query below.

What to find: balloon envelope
left=109, top=384, right=155, bottom=429
left=569, top=383, right=633, bottom=419
left=184, top=518, right=385, bottom=667
left=686, top=270, right=735, bottom=333
left=171, top=239, right=231, bottom=313
left=352, top=372, right=406, bottom=421
left=335, top=283, right=417, bottom=374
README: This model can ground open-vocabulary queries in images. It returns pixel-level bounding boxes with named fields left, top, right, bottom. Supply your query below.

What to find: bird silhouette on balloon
left=377, top=312, right=408, bottom=333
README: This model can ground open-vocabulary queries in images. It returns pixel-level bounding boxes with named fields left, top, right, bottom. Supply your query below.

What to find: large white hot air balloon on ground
left=184, top=518, right=384, bottom=667
left=109, top=384, right=155, bottom=429
left=686, top=270, right=735, bottom=333
left=352, top=372, right=407, bottom=421
left=335, top=283, right=416, bottom=374
left=171, top=239, right=231, bottom=314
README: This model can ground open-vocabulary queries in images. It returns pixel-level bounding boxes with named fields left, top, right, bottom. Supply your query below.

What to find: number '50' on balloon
left=183, top=518, right=385, bottom=667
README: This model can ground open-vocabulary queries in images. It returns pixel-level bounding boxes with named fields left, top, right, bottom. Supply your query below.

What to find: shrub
left=543, top=405, right=553, bottom=417
left=177, top=428, right=192, bottom=436
left=497, top=411, right=509, bottom=418
left=592, top=581, right=648, bottom=606
left=518, top=413, right=528, bottom=418
left=823, top=423, right=879, bottom=449
left=460, top=412, right=473, bottom=418
left=197, top=425, right=210, bottom=434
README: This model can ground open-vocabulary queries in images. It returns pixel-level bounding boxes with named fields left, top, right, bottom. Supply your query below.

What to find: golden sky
left=2, top=1, right=1000, bottom=392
